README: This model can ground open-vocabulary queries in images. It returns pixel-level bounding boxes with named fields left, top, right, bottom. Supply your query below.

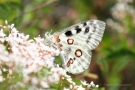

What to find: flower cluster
left=106, top=0, right=135, bottom=33
left=0, top=20, right=65, bottom=89
left=63, top=78, right=99, bottom=90
left=0, top=21, right=99, bottom=90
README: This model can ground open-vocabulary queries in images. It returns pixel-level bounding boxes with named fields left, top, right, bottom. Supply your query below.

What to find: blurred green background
left=0, top=0, right=135, bottom=90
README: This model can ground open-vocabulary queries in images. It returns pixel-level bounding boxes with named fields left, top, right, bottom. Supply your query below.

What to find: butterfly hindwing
left=53, top=20, right=106, bottom=74
left=60, top=44, right=91, bottom=74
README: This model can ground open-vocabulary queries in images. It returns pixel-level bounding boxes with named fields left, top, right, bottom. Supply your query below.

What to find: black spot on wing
left=65, top=31, right=73, bottom=36
left=75, top=27, right=81, bottom=33
left=83, top=22, right=87, bottom=26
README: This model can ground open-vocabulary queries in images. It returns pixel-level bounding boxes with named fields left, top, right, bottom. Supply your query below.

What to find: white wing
left=53, top=20, right=106, bottom=74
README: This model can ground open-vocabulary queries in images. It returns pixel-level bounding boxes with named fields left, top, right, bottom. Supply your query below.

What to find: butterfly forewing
left=53, top=20, right=106, bottom=74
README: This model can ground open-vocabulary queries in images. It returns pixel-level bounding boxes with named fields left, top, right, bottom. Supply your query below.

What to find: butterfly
left=44, top=20, right=106, bottom=74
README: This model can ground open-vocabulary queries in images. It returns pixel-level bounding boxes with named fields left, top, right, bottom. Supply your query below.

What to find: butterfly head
left=44, top=32, right=62, bottom=50
left=44, top=32, right=55, bottom=45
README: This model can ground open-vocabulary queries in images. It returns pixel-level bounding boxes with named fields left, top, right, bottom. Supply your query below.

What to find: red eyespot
left=67, top=58, right=74, bottom=67
left=54, top=35, right=60, bottom=42
left=85, top=27, right=89, bottom=33
left=75, top=49, right=82, bottom=57
left=67, top=38, right=74, bottom=45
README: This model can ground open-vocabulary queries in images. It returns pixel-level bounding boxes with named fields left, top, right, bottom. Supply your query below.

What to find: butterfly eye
left=85, top=27, right=89, bottom=33
left=67, top=38, right=74, bottom=45
left=75, top=49, right=82, bottom=57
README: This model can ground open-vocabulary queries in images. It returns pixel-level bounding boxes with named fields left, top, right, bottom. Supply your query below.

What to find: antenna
left=50, top=22, right=57, bottom=34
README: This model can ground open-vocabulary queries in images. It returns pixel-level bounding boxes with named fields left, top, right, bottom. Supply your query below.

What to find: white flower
left=90, top=81, right=95, bottom=87
left=5, top=20, right=8, bottom=25
left=0, top=29, right=6, bottom=43
left=40, top=81, right=50, bottom=88
left=76, top=85, right=85, bottom=90
left=87, top=84, right=91, bottom=89
left=11, top=27, right=18, bottom=33
left=0, top=29, right=6, bottom=37
left=11, top=24, right=14, bottom=29
left=0, top=76, right=4, bottom=82
left=81, top=80, right=88, bottom=85
left=31, top=77, right=38, bottom=85
left=95, top=85, right=99, bottom=88
left=3, top=68, right=7, bottom=72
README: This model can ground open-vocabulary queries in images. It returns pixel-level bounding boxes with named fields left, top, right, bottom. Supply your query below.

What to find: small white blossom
left=0, top=29, right=6, bottom=37
left=40, top=81, right=50, bottom=88
left=31, top=77, right=38, bottom=85
left=0, top=76, right=4, bottom=82
left=107, top=1, right=135, bottom=33
left=96, top=85, right=99, bottom=88
left=3, top=68, right=7, bottom=72
left=5, top=20, right=8, bottom=25
left=81, top=80, right=88, bottom=85
left=90, top=81, right=95, bottom=87
left=11, top=24, right=14, bottom=29
left=3, top=26, right=6, bottom=28
left=87, top=84, right=91, bottom=89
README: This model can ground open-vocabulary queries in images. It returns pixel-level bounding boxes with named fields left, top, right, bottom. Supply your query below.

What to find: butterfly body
left=45, top=20, right=106, bottom=74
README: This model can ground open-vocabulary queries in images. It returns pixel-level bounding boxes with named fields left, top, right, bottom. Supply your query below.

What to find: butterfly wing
left=53, top=20, right=106, bottom=74
left=60, top=44, right=92, bottom=74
